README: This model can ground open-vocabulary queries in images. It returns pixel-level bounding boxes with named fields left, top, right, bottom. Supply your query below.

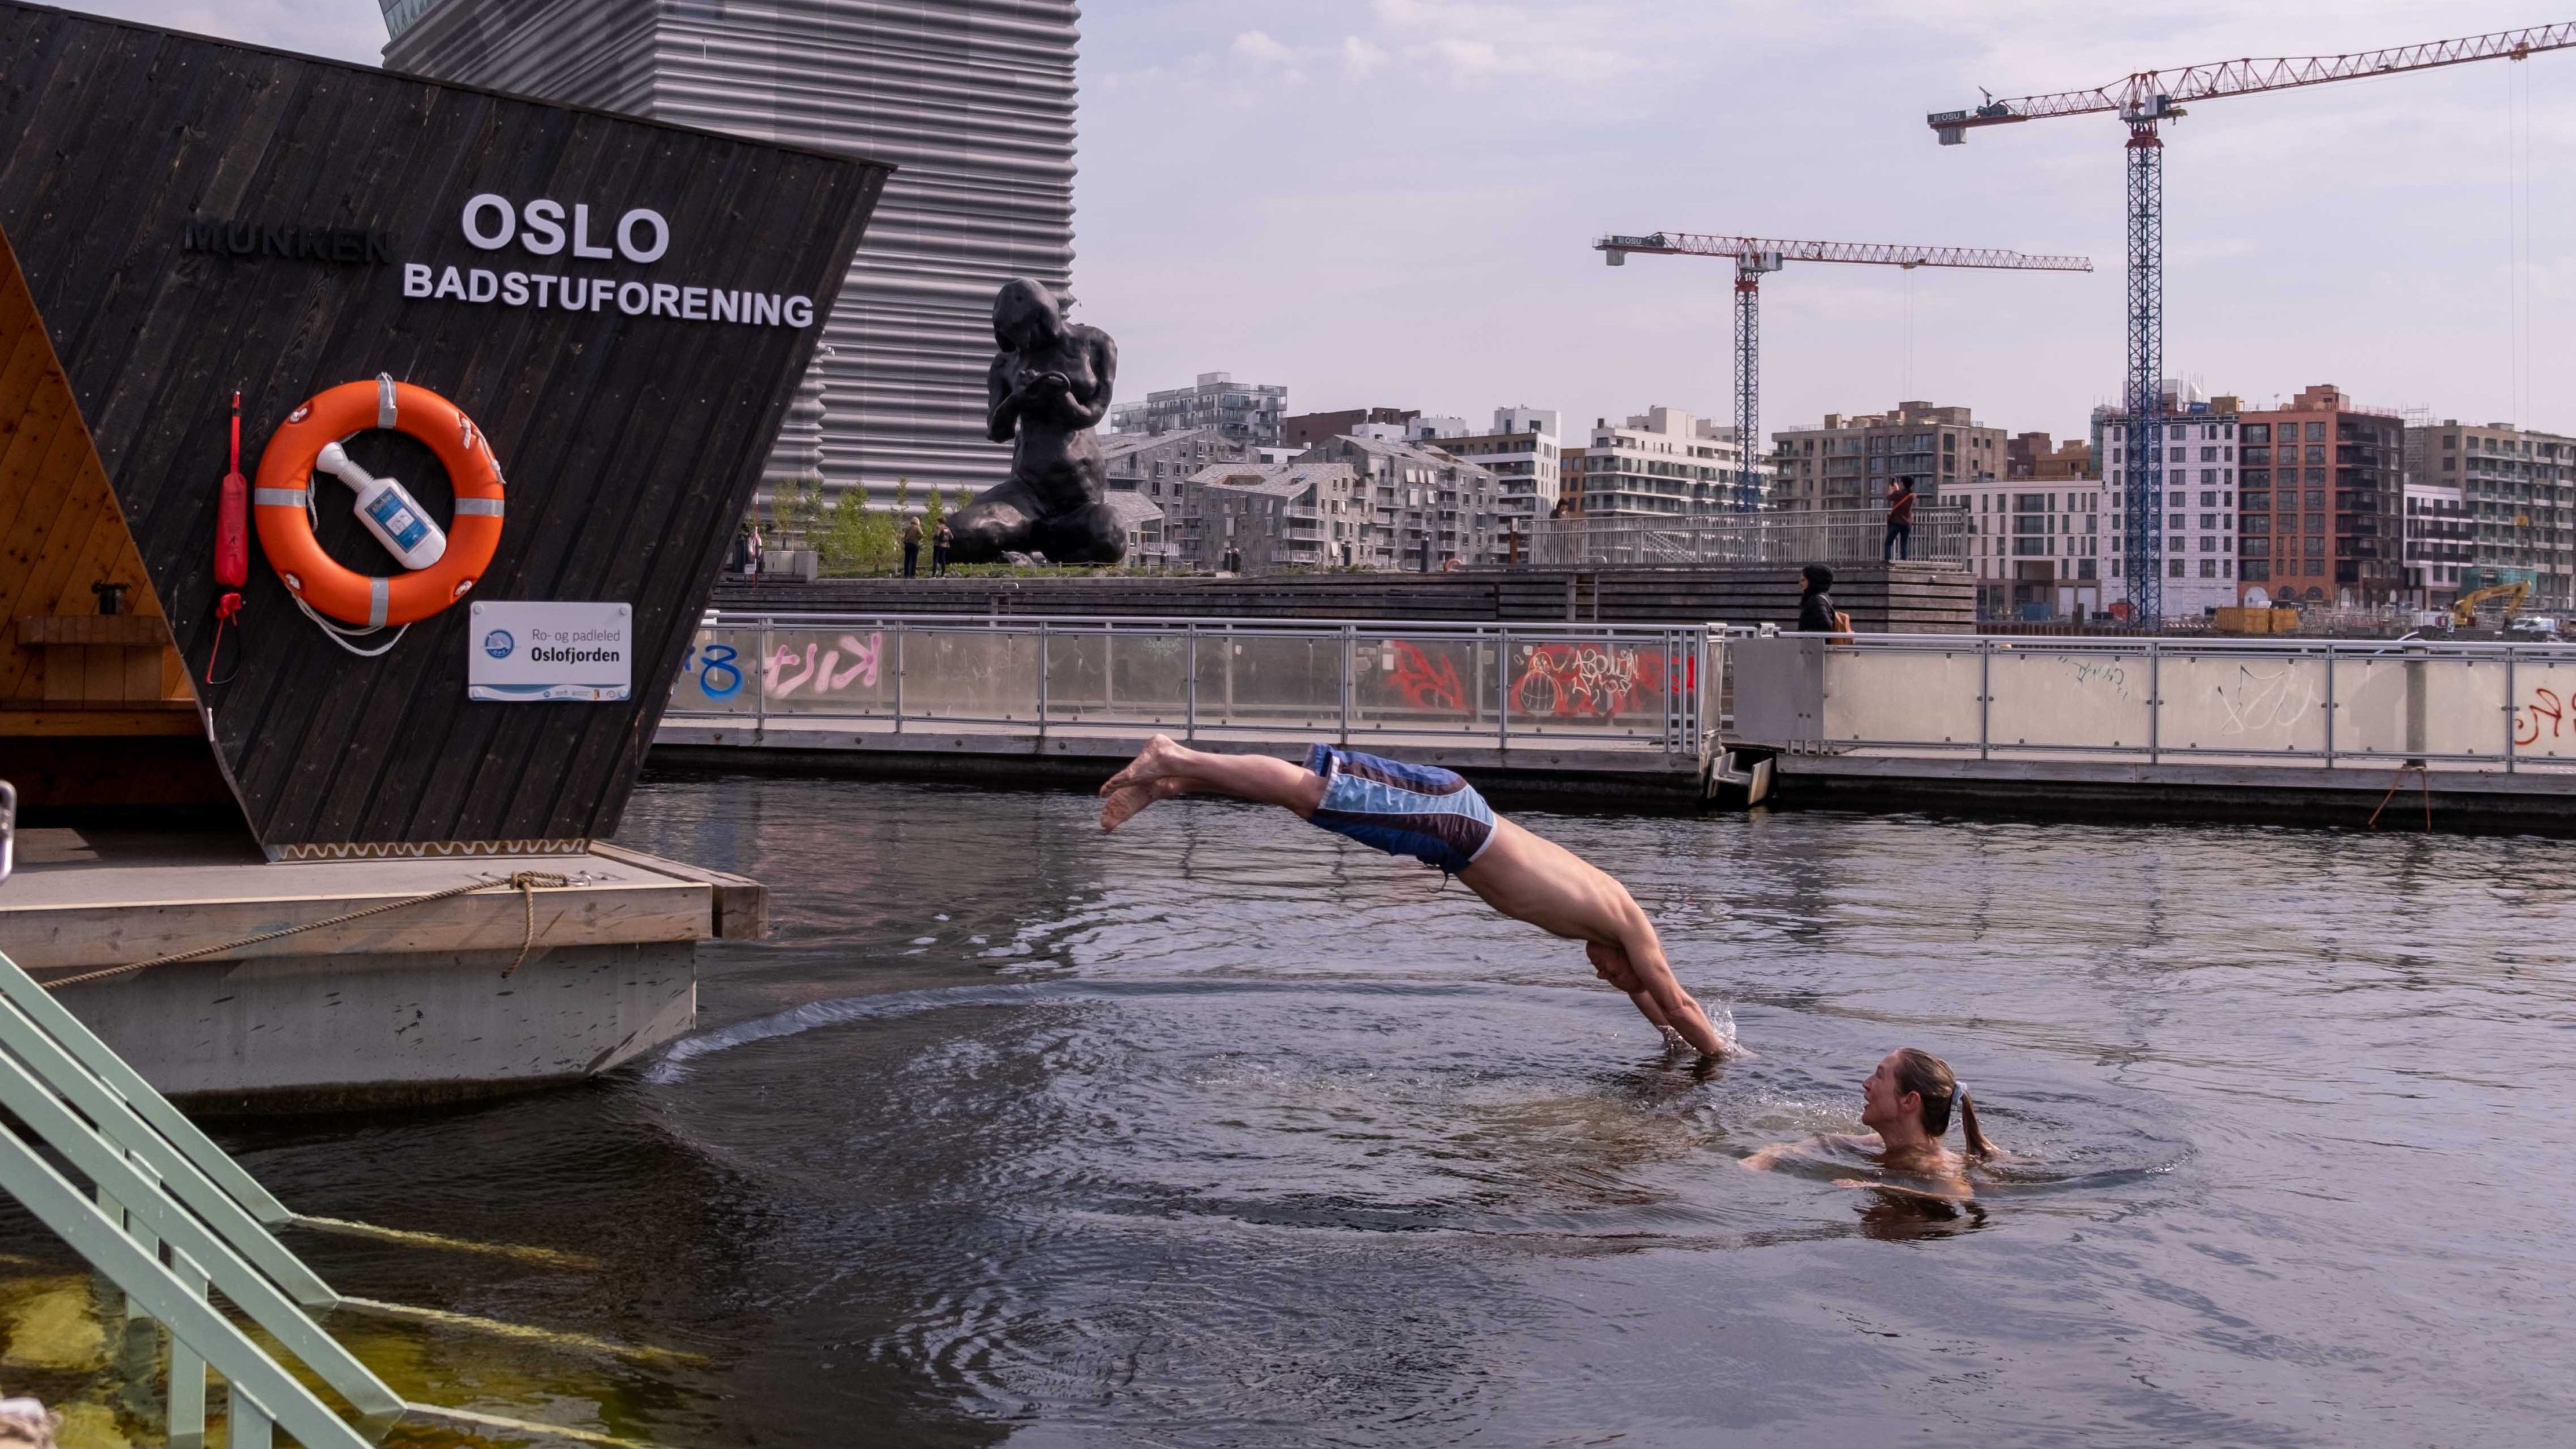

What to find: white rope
left=295, top=467, right=410, bottom=657
left=292, top=592, right=409, bottom=657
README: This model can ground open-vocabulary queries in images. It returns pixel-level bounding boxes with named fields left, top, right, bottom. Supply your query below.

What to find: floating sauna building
left=383, top=0, right=1081, bottom=507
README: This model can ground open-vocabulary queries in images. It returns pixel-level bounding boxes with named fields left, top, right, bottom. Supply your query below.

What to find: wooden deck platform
left=0, top=830, right=764, bottom=1112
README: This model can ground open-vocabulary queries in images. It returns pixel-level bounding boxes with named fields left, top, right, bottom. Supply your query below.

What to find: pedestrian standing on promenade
left=1796, top=564, right=1849, bottom=635
left=745, top=525, right=763, bottom=578
left=1883, top=476, right=1917, bottom=561
left=932, top=520, right=953, bottom=576
left=902, top=514, right=924, bottom=578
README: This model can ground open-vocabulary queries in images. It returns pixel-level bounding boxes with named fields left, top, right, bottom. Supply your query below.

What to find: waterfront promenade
left=655, top=611, right=2576, bottom=829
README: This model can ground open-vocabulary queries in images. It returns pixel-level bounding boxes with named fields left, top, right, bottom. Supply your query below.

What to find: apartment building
left=1435, top=407, right=1563, bottom=537
left=384, top=0, right=1077, bottom=507
left=1101, top=492, right=1174, bottom=570
left=1108, top=372, right=1289, bottom=447
left=2402, top=482, right=2471, bottom=608
left=2403, top=420, right=2575, bottom=610
left=2232, top=386, right=2404, bottom=606
left=1283, top=407, right=1417, bottom=449
left=1769, top=401, right=2006, bottom=510
left=1100, top=428, right=1252, bottom=501
left=1952, top=476, right=2107, bottom=621
left=1573, top=407, right=1759, bottom=517
left=2094, top=392, right=2242, bottom=617
left=1170, top=463, right=1366, bottom=572
left=2006, top=432, right=2093, bottom=480
left=1295, top=435, right=1504, bottom=567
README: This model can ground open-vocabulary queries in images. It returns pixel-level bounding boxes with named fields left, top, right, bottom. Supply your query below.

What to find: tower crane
left=1931, top=23, right=2576, bottom=623
left=1596, top=233, right=2092, bottom=512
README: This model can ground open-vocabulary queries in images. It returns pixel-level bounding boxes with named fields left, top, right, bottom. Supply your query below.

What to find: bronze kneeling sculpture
left=945, top=278, right=1122, bottom=565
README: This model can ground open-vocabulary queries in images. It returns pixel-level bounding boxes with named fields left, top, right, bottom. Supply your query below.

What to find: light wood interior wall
left=0, top=225, right=189, bottom=724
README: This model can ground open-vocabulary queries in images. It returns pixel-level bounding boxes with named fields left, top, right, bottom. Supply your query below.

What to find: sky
left=56, top=0, right=2576, bottom=445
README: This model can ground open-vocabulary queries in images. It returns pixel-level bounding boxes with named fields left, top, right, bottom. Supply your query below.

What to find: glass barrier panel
left=1825, top=644, right=1984, bottom=747
left=1192, top=632, right=1342, bottom=732
left=1507, top=635, right=1680, bottom=739
left=2504, top=655, right=2576, bottom=762
left=751, top=625, right=900, bottom=716
left=1034, top=629, right=1194, bottom=729
left=672, top=627, right=762, bottom=714
left=2329, top=651, right=2508, bottom=761
left=2158, top=650, right=2329, bottom=755
left=1352, top=633, right=1487, bottom=735
left=896, top=626, right=1042, bottom=722
left=1984, top=646, right=2155, bottom=752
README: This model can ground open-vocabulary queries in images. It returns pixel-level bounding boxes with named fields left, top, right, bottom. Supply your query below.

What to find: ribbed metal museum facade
left=384, top=0, right=1078, bottom=506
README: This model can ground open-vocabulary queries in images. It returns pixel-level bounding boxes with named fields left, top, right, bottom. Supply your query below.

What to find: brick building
left=2234, top=385, right=2404, bottom=606
left=1769, top=401, right=2006, bottom=510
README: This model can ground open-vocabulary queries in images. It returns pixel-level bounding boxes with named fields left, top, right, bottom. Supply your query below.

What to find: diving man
left=1099, top=737, right=1734, bottom=1057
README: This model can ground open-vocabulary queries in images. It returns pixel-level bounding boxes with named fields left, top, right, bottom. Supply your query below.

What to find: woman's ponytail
left=1955, top=1089, right=1996, bottom=1162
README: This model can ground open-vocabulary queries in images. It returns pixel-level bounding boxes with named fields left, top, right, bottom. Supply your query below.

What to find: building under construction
left=382, top=0, right=1079, bottom=507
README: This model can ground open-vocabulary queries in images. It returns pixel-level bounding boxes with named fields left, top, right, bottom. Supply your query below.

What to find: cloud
left=1369, top=0, right=1643, bottom=85
left=1342, top=36, right=1391, bottom=79
left=1232, top=30, right=1296, bottom=66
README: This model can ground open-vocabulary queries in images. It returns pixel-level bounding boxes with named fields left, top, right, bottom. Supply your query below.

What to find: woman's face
left=1002, top=303, right=1063, bottom=354
left=1860, top=1051, right=1911, bottom=1133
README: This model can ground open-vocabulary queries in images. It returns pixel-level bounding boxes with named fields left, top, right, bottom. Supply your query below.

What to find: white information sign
left=468, top=601, right=632, bottom=702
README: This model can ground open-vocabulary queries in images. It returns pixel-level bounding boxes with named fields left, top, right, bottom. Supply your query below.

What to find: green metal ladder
left=0, top=787, right=643, bottom=1448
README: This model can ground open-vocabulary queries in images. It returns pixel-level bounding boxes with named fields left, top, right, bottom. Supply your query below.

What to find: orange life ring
left=252, top=377, right=505, bottom=628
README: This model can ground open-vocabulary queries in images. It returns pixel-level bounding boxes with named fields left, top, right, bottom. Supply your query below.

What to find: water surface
left=18, top=780, right=2576, bottom=1446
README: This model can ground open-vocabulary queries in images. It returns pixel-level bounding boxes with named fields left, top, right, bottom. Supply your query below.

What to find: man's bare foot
left=1100, top=734, right=1189, bottom=799
left=1099, top=777, right=1183, bottom=832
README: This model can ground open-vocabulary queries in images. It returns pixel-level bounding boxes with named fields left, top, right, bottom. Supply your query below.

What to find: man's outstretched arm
left=1462, top=819, right=1732, bottom=1057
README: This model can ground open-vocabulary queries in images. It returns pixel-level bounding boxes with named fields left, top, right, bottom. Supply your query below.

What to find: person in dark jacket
left=1796, top=563, right=1841, bottom=633
left=1883, top=476, right=1917, bottom=561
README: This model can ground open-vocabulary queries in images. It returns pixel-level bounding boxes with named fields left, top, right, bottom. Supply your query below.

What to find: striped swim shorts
left=1303, top=743, right=1497, bottom=875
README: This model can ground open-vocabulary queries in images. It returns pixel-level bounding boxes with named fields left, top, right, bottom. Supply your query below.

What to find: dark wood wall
left=0, top=3, right=886, bottom=851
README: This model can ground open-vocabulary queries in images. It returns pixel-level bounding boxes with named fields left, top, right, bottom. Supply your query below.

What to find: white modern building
left=1438, top=407, right=1562, bottom=542
left=1573, top=407, right=1760, bottom=517
left=2402, top=481, right=2471, bottom=608
left=2094, top=390, right=2243, bottom=619
left=1952, top=477, right=2107, bottom=621
left=382, top=0, right=1078, bottom=507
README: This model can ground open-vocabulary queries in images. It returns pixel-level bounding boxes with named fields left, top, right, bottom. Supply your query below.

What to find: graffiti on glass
left=2212, top=663, right=2318, bottom=736
left=682, top=641, right=744, bottom=700
left=763, top=633, right=885, bottom=698
left=1383, top=640, right=1466, bottom=712
left=2515, top=685, right=2576, bottom=747
left=1513, top=642, right=1668, bottom=718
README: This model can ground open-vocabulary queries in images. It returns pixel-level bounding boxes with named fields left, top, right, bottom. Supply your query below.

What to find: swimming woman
left=1098, top=735, right=1735, bottom=1058
left=1745, top=1048, right=1998, bottom=1197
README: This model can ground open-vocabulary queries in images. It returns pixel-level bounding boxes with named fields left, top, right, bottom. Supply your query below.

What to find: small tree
left=815, top=484, right=900, bottom=575
left=923, top=486, right=945, bottom=529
